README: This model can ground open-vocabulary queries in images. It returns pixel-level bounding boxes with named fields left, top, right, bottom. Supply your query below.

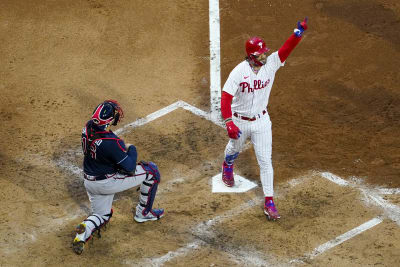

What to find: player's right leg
left=222, top=119, right=249, bottom=187
left=72, top=193, right=114, bottom=255
left=222, top=152, right=239, bottom=187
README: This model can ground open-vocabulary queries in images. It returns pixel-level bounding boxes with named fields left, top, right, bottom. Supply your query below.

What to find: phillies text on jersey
left=223, top=51, right=284, bottom=117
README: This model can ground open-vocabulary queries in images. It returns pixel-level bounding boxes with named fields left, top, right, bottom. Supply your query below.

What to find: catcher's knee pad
left=138, top=161, right=161, bottom=214
left=139, top=161, right=161, bottom=182
left=225, top=152, right=239, bottom=165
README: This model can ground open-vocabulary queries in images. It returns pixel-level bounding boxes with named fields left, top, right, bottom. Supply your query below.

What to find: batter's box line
left=133, top=172, right=400, bottom=266
left=135, top=177, right=310, bottom=267
left=320, top=172, right=400, bottom=226
left=115, top=100, right=224, bottom=136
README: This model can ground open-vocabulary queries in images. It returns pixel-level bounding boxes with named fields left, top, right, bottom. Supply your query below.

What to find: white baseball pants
left=224, top=114, right=274, bottom=196
left=80, top=164, right=149, bottom=241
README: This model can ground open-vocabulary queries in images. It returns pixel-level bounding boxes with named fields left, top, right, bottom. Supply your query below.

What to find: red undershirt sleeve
left=278, top=34, right=302, bottom=63
left=221, top=91, right=234, bottom=121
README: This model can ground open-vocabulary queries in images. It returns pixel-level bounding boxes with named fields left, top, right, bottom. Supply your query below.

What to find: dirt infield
left=1, top=0, right=399, bottom=266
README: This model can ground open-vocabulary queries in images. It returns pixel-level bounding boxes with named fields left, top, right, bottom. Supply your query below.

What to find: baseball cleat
left=134, top=208, right=164, bottom=223
left=264, top=200, right=281, bottom=221
left=222, top=161, right=235, bottom=187
left=72, top=223, right=87, bottom=255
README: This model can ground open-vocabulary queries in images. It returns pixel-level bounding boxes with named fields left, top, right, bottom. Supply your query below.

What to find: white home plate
left=212, top=173, right=258, bottom=193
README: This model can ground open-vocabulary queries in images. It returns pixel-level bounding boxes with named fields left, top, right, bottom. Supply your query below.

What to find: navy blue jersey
left=81, top=121, right=137, bottom=176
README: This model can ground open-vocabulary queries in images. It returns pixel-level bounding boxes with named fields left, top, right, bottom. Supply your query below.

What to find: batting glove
left=226, top=120, right=242, bottom=139
left=294, top=17, right=308, bottom=37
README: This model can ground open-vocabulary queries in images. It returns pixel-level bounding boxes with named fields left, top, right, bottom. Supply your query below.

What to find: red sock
left=265, top=196, right=273, bottom=203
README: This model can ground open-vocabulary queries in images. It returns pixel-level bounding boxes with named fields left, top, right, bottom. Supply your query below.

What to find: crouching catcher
left=72, top=99, right=164, bottom=255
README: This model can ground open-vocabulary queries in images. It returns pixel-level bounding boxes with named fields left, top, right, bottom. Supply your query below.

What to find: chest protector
left=82, top=122, right=122, bottom=164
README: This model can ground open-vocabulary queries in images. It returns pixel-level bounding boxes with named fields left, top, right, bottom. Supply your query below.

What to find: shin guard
left=138, top=161, right=161, bottom=215
left=82, top=210, right=113, bottom=241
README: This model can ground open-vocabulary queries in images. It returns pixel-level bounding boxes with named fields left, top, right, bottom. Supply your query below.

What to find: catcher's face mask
left=91, top=99, right=124, bottom=126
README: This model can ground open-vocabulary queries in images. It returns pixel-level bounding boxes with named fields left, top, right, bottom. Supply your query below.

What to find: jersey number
left=81, top=137, right=97, bottom=159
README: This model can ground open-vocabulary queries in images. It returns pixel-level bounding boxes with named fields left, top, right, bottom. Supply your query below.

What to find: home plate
left=212, top=173, right=258, bottom=193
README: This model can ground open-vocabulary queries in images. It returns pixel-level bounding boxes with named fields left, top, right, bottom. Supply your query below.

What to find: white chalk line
left=115, top=100, right=223, bottom=136
left=56, top=156, right=83, bottom=177
left=291, top=217, right=383, bottom=264
left=136, top=198, right=269, bottom=267
left=320, top=172, right=349, bottom=186
left=115, top=101, right=181, bottom=135
left=141, top=171, right=400, bottom=266
left=136, top=176, right=311, bottom=267
left=192, top=198, right=261, bottom=236
left=125, top=240, right=205, bottom=267
left=320, top=172, right=400, bottom=226
left=309, top=217, right=383, bottom=258
left=285, top=171, right=400, bottom=263
left=376, top=188, right=400, bottom=195
left=361, top=190, right=400, bottom=225
left=209, top=0, right=222, bottom=123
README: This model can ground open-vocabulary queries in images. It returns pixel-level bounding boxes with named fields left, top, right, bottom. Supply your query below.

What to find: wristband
left=224, top=118, right=232, bottom=124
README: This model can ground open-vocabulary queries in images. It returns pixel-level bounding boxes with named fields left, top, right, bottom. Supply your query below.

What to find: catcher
left=72, top=99, right=164, bottom=255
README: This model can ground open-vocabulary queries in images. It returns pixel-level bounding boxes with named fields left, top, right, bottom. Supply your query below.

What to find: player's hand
left=125, top=143, right=136, bottom=152
left=126, top=143, right=133, bottom=148
left=226, top=121, right=241, bottom=139
left=294, top=17, right=308, bottom=37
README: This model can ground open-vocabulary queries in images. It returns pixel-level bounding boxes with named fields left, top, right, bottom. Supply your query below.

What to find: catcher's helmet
left=245, top=37, right=270, bottom=66
left=91, top=99, right=124, bottom=126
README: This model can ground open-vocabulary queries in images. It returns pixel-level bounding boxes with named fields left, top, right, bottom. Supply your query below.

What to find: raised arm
left=278, top=17, right=308, bottom=63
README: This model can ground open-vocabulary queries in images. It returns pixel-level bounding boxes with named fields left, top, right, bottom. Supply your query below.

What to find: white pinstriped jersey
left=222, top=51, right=284, bottom=117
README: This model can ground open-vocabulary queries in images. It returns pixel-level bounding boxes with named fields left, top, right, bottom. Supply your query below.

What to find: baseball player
left=72, top=99, right=164, bottom=255
left=221, top=18, right=308, bottom=220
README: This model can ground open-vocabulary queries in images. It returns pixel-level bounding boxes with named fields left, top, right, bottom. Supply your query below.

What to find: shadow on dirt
left=318, top=0, right=400, bottom=50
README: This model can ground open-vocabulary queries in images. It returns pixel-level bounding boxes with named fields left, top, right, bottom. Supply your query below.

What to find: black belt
left=233, top=110, right=267, bottom=121
left=84, top=173, right=109, bottom=181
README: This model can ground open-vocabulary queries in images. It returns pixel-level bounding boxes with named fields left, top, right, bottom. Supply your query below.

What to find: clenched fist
left=226, top=121, right=242, bottom=139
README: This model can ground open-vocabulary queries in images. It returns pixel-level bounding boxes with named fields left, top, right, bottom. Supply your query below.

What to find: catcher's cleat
left=72, top=223, right=87, bottom=255
left=222, top=161, right=235, bottom=187
left=264, top=200, right=281, bottom=221
left=134, top=208, right=164, bottom=223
